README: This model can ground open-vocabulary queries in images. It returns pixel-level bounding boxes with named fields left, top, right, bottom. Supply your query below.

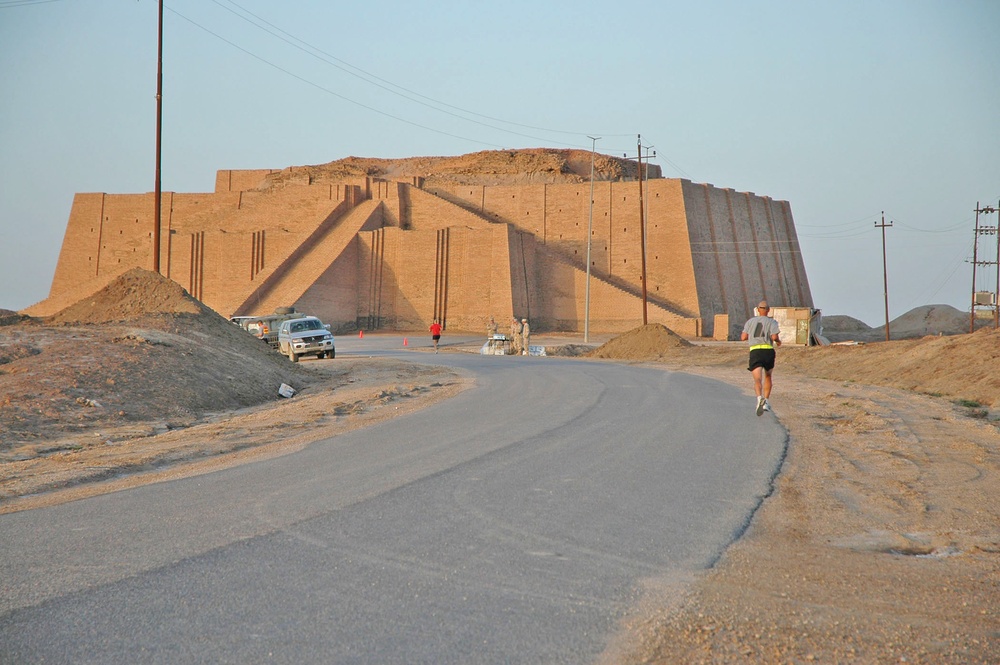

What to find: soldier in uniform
left=510, top=317, right=522, bottom=355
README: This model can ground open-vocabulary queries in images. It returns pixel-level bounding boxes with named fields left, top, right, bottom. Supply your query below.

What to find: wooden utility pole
left=970, top=201, right=1000, bottom=332
left=876, top=212, right=892, bottom=341
left=584, top=136, right=600, bottom=343
left=153, top=0, right=163, bottom=274
left=637, top=134, right=648, bottom=325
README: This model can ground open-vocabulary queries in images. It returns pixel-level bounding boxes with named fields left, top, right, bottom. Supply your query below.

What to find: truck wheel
left=329, top=349, right=336, bottom=359
left=316, top=352, right=325, bottom=360
left=288, top=348, right=298, bottom=363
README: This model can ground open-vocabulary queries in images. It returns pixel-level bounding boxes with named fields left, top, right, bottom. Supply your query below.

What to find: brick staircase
left=232, top=199, right=382, bottom=317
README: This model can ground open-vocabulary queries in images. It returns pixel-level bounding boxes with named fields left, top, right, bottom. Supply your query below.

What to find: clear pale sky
left=2, top=0, right=998, bottom=326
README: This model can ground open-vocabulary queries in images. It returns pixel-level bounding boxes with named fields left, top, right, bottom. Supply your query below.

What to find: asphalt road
left=0, top=336, right=786, bottom=664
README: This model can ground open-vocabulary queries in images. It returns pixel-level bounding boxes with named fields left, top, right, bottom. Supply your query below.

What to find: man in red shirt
left=429, top=319, right=442, bottom=353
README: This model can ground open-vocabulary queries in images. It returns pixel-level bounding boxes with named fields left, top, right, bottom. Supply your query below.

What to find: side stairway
left=232, top=199, right=382, bottom=317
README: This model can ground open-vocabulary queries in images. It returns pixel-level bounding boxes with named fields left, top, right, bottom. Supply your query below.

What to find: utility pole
left=152, top=0, right=164, bottom=274
left=637, top=134, right=648, bottom=325
left=622, top=136, right=653, bottom=326
left=875, top=212, right=892, bottom=341
left=970, top=201, right=1000, bottom=333
left=584, top=136, right=600, bottom=343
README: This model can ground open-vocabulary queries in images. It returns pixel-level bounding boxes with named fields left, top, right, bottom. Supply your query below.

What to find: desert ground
left=2, top=271, right=998, bottom=663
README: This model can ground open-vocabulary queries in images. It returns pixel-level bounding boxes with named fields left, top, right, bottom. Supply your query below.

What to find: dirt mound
left=781, top=326, right=1000, bottom=407
left=588, top=323, right=691, bottom=360
left=262, top=148, right=661, bottom=190
left=47, top=268, right=203, bottom=325
left=1, top=269, right=319, bottom=448
left=873, top=304, right=971, bottom=337
left=823, top=305, right=988, bottom=342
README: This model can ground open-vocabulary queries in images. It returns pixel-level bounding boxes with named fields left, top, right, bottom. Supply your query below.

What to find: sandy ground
left=621, top=354, right=999, bottom=664
left=2, top=274, right=998, bottom=661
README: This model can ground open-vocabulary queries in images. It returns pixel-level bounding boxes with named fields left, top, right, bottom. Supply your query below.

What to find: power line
left=214, top=0, right=634, bottom=141
left=170, top=0, right=633, bottom=152
left=164, top=5, right=510, bottom=150
left=0, top=0, right=64, bottom=8
left=797, top=211, right=881, bottom=229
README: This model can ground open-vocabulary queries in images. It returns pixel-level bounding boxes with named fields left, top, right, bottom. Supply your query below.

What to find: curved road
left=0, top=336, right=786, bottom=664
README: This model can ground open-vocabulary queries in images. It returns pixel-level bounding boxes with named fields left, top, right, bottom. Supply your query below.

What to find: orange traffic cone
left=359, top=330, right=364, bottom=338
left=403, top=337, right=408, bottom=346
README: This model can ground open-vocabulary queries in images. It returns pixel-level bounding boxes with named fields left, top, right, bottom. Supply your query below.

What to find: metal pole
left=970, top=202, right=980, bottom=334
left=994, top=200, right=999, bottom=330
left=637, top=134, right=648, bottom=325
left=584, top=136, right=600, bottom=343
left=153, top=0, right=163, bottom=274
left=876, top=212, right=892, bottom=341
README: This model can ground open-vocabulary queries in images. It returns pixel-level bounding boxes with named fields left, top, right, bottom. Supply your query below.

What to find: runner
left=429, top=319, right=442, bottom=353
left=740, top=301, right=781, bottom=416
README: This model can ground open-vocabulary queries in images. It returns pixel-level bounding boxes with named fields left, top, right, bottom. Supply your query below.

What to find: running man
left=740, top=301, right=781, bottom=416
left=429, top=319, right=442, bottom=353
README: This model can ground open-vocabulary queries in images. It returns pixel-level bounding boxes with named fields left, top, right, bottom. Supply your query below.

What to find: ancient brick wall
left=356, top=224, right=518, bottom=332
left=427, top=179, right=708, bottom=322
left=403, top=185, right=495, bottom=232
left=214, top=169, right=278, bottom=193
left=681, top=180, right=812, bottom=339
left=36, top=164, right=810, bottom=337
left=533, top=248, right=701, bottom=335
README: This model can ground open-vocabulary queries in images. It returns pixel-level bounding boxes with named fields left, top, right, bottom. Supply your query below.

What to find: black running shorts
left=748, top=348, right=776, bottom=372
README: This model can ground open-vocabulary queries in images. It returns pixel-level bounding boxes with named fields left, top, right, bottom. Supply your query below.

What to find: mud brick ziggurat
left=28, top=149, right=813, bottom=339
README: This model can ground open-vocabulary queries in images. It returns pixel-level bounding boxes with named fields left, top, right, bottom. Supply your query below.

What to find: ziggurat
left=29, top=149, right=813, bottom=339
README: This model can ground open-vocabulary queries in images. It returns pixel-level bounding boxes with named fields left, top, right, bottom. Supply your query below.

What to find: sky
left=1, top=0, right=998, bottom=327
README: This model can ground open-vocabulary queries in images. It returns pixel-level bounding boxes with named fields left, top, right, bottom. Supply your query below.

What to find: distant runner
left=429, top=319, right=442, bottom=353
left=741, top=300, right=781, bottom=416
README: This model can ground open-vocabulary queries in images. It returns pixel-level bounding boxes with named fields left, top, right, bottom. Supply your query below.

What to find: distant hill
left=823, top=304, right=987, bottom=341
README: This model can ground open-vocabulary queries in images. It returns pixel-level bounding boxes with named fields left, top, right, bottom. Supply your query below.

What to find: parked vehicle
left=277, top=316, right=336, bottom=362
left=239, top=310, right=302, bottom=349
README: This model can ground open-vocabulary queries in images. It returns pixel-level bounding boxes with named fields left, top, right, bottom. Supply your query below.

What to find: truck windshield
left=291, top=319, right=323, bottom=333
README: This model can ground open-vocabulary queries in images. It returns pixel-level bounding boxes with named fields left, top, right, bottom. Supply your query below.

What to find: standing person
left=429, top=319, right=442, bottom=353
left=741, top=300, right=781, bottom=416
left=521, top=318, right=530, bottom=356
left=487, top=316, right=498, bottom=337
left=510, top=317, right=522, bottom=355
left=253, top=320, right=267, bottom=341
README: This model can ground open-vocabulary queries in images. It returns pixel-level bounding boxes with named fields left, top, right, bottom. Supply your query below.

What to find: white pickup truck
left=277, top=316, right=336, bottom=362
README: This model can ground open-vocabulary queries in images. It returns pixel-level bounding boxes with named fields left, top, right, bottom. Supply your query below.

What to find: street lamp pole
left=584, top=136, right=600, bottom=343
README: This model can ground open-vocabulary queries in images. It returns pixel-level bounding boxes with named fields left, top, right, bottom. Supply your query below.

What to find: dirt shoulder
left=617, top=346, right=1000, bottom=664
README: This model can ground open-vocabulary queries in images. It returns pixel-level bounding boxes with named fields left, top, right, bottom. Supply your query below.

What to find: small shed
left=771, top=307, right=823, bottom=346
